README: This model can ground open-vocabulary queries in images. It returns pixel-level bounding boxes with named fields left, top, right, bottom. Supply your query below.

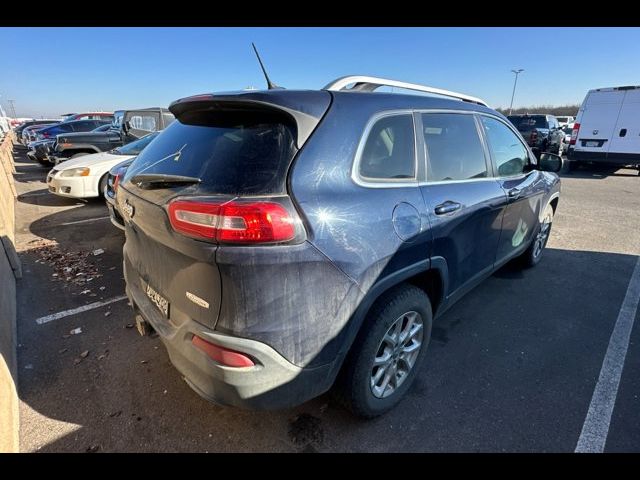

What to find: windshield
left=507, top=115, right=548, bottom=130
left=114, top=132, right=160, bottom=155
left=124, top=109, right=297, bottom=197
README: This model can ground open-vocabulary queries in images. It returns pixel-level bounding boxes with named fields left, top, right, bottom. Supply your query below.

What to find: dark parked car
left=34, top=119, right=111, bottom=142
left=119, top=76, right=562, bottom=417
left=27, top=124, right=111, bottom=165
left=105, top=157, right=135, bottom=230
left=507, top=114, right=565, bottom=155
left=22, top=123, right=59, bottom=144
left=15, top=119, right=61, bottom=144
left=52, top=108, right=174, bottom=163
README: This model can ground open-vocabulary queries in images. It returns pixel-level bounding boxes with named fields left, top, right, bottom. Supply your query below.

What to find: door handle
left=434, top=201, right=462, bottom=215
left=507, top=188, right=522, bottom=199
left=619, top=128, right=627, bottom=137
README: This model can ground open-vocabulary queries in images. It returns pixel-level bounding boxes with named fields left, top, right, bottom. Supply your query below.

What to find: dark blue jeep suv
left=118, top=76, right=562, bottom=417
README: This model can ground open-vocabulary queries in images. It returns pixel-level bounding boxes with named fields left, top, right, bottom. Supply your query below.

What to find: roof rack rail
left=324, top=75, right=488, bottom=107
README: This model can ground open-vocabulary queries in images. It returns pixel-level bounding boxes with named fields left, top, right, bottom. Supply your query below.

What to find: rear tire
left=335, top=284, right=432, bottom=418
left=567, top=160, right=580, bottom=172
left=519, top=203, right=554, bottom=268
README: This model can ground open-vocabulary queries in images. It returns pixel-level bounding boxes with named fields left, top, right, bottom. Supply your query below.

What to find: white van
left=568, top=86, right=640, bottom=172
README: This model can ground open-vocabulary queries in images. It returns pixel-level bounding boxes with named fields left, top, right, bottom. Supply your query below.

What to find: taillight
left=570, top=123, right=580, bottom=145
left=112, top=166, right=127, bottom=192
left=113, top=173, right=121, bottom=192
left=192, top=335, right=255, bottom=367
left=168, top=199, right=298, bottom=244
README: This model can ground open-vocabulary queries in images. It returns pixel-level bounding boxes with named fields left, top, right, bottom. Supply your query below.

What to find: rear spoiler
left=169, top=90, right=332, bottom=148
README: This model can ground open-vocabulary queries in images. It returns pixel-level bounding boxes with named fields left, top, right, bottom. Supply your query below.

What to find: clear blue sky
left=1, top=27, right=639, bottom=118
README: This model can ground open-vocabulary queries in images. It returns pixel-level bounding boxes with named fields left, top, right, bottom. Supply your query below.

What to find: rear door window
left=422, top=113, right=488, bottom=182
left=123, top=109, right=297, bottom=198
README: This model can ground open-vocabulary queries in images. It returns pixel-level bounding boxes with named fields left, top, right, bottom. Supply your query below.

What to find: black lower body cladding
left=214, top=241, right=361, bottom=367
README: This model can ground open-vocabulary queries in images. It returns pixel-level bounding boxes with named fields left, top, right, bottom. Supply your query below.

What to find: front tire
left=98, top=174, right=108, bottom=199
left=519, top=203, right=554, bottom=268
left=336, top=284, right=432, bottom=418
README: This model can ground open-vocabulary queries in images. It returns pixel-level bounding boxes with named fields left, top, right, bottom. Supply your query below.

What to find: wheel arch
left=329, top=258, right=449, bottom=382
left=540, top=191, right=560, bottom=221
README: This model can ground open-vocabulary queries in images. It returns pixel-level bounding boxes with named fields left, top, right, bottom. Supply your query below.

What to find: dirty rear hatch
left=119, top=90, right=331, bottom=330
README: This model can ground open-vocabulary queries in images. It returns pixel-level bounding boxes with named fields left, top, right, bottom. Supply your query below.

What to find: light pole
left=509, top=69, right=524, bottom=115
left=8, top=100, right=17, bottom=119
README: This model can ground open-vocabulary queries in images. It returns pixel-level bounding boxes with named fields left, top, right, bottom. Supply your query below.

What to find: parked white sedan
left=47, top=132, right=159, bottom=199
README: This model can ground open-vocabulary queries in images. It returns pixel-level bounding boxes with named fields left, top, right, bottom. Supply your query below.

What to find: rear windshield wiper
left=130, top=173, right=201, bottom=190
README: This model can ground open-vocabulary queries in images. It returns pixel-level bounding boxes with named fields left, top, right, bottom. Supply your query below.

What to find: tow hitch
left=135, top=314, right=156, bottom=337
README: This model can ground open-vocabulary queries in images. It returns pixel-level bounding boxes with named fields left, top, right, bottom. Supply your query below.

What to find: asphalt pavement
left=12, top=146, right=640, bottom=452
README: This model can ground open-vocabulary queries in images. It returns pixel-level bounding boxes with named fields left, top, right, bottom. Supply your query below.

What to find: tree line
left=495, top=105, right=581, bottom=116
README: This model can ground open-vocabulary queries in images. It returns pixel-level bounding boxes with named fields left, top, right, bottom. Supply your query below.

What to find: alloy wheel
left=532, top=210, right=553, bottom=259
left=370, top=311, right=424, bottom=399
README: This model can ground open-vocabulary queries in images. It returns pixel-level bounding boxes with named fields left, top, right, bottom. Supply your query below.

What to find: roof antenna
left=251, top=43, right=280, bottom=90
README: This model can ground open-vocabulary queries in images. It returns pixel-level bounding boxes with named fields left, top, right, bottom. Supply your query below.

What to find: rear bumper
left=568, top=150, right=640, bottom=165
left=106, top=199, right=125, bottom=230
left=124, top=270, right=336, bottom=410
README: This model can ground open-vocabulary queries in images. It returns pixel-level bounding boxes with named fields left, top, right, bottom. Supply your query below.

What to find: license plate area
left=581, top=139, right=607, bottom=148
left=141, top=279, right=169, bottom=318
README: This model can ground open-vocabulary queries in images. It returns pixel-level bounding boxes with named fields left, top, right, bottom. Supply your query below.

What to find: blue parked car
left=34, top=119, right=111, bottom=141
left=118, top=75, right=563, bottom=417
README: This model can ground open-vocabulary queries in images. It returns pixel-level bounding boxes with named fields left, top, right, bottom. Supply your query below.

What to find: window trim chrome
left=351, top=108, right=538, bottom=189
left=352, top=109, right=420, bottom=188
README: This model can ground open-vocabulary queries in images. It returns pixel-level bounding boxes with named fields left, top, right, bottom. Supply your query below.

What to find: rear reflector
left=168, top=199, right=296, bottom=244
left=191, top=335, right=255, bottom=367
left=570, top=123, right=580, bottom=145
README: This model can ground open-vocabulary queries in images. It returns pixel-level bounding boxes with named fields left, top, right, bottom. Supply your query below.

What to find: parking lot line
left=575, top=256, right=640, bottom=453
left=60, top=215, right=110, bottom=226
left=34, top=295, right=128, bottom=325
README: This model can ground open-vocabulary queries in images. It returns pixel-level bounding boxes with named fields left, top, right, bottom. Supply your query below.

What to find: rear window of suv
left=507, top=115, right=548, bottom=130
left=123, top=108, right=297, bottom=196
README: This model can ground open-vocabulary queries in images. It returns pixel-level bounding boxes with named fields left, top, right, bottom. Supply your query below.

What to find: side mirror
left=539, top=152, right=563, bottom=173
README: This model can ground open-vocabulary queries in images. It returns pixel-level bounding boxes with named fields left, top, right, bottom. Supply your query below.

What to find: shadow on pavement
left=560, top=163, right=639, bottom=180
left=17, top=190, right=87, bottom=207
left=16, top=246, right=640, bottom=452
